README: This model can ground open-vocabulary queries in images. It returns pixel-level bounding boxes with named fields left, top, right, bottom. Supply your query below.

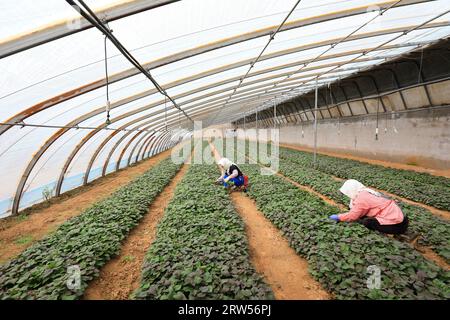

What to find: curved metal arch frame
left=1, top=27, right=441, bottom=180
left=154, top=135, right=172, bottom=155
left=143, top=132, right=166, bottom=159
left=12, top=105, right=180, bottom=214
left=143, top=134, right=165, bottom=159
left=10, top=61, right=346, bottom=204
left=124, top=127, right=171, bottom=168
left=0, top=0, right=180, bottom=59
left=135, top=134, right=157, bottom=163
left=0, top=9, right=441, bottom=138
left=129, top=127, right=176, bottom=165
left=84, top=123, right=157, bottom=184
left=145, top=133, right=171, bottom=160
left=137, top=134, right=158, bottom=162
left=233, top=75, right=450, bottom=127
left=122, top=131, right=170, bottom=169
left=77, top=114, right=180, bottom=188
left=7, top=26, right=450, bottom=212
left=95, top=99, right=236, bottom=184
left=378, top=67, right=409, bottom=109
left=88, top=90, right=282, bottom=171
left=83, top=117, right=171, bottom=185
left=116, top=129, right=150, bottom=171
left=102, top=129, right=155, bottom=177
left=87, top=98, right=249, bottom=187
left=141, top=131, right=165, bottom=160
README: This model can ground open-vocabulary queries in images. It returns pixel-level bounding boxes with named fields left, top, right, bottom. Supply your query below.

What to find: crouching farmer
left=216, top=158, right=246, bottom=190
left=329, top=179, right=408, bottom=235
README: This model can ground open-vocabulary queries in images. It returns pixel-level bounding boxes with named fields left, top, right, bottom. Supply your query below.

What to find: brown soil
left=243, top=152, right=346, bottom=210
left=0, top=149, right=172, bottom=264
left=83, top=163, right=190, bottom=300
left=417, top=246, right=450, bottom=271
left=231, top=192, right=330, bottom=300
left=209, top=141, right=330, bottom=299
left=280, top=143, right=450, bottom=178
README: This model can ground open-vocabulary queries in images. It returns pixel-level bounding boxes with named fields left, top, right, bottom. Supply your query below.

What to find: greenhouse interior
left=0, top=0, right=449, bottom=303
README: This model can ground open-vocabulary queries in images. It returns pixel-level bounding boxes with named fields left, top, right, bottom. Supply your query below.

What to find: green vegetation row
left=280, top=146, right=450, bottom=188
left=278, top=160, right=450, bottom=264
left=214, top=140, right=450, bottom=298
left=0, top=157, right=182, bottom=300
left=134, top=163, right=274, bottom=300
left=231, top=139, right=450, bottom=264
left=240, top=163, right=450, bottom=299
left=279, top=147, right=450, bottom=211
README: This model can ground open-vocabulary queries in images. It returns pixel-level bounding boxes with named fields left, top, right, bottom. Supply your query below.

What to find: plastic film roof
left=1, top=0, right=450, bottom=217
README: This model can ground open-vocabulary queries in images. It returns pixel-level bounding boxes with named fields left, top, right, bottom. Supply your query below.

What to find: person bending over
left=216, top=158, right=245, bottom=189
left=329, top=179, right=408, bottom=234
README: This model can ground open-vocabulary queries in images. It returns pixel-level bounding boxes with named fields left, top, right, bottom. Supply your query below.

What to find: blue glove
left=329, top=214, right=340, bottom=222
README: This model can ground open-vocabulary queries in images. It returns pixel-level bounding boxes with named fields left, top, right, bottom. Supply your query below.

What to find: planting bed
left=134, top=162, right=274, bottom=300
left=277, top=148, right=450, bottom=263
left=0, top=157, right=182, bottom=300
left=239, top=163, right=450, bottom=299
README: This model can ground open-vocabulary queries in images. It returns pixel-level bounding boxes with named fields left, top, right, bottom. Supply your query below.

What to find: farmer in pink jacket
left=329, top=179, right=408, bottom=234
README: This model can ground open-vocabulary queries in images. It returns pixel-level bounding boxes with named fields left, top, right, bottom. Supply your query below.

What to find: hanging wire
left=375, top=95, right=380, bottom=140
left=206, top=0, right=302, bottom=128
left=104, top=33, right=111, bottom=125
left=418, top=47, right=424, bottom=84
left=67, top=0, right=193, bottom=123
left=164, top=95, right=168, bottom=131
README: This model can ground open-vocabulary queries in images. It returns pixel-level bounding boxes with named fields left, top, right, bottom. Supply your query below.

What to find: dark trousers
left=358, top=215, right=408, bottom=235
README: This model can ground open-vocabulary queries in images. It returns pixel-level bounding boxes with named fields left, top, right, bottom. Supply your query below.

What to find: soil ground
left=0, top=149, right=172, bottom=264
left=209, top=141, right=330, bottom=299
left=244, top=151, right=450, bottom=271
left=83, top=162, right=190, bottom=300
left=231, top=192, right=330, bottom=299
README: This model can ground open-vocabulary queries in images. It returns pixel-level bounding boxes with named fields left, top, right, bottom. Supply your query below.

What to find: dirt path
left=245, top=153, right=346, bottom=210
left=83, top=162, right=190, bottom=300
left=231, top=193, right=330, bottom=299
left=0, top=149, right=172, bottom=264
left=280, top=143, right=450, bottom=178
left=209, top=141, right=330, bottom=299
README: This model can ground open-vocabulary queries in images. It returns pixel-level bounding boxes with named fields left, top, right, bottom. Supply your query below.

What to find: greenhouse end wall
left=255, top=107, right=450, bottom=170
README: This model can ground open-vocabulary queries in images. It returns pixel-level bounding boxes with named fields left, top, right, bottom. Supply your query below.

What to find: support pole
left=274, top=102, right=277, bottom=128
left=256, top=107, right=258, bottom=132
left=313, top=77, right=318, bottom=168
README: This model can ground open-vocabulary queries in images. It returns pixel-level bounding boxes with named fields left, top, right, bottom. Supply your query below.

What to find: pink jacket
left=338, top=190, right=404, bottom=225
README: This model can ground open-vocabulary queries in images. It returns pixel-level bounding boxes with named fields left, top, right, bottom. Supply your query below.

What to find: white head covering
left=339, top=179, right=380, bottom=203
left=218, top=158, right=233, bottom=170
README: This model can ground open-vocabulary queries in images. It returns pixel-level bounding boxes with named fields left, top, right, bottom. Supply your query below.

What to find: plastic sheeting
left=1, top=0, right=450, bottom=216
